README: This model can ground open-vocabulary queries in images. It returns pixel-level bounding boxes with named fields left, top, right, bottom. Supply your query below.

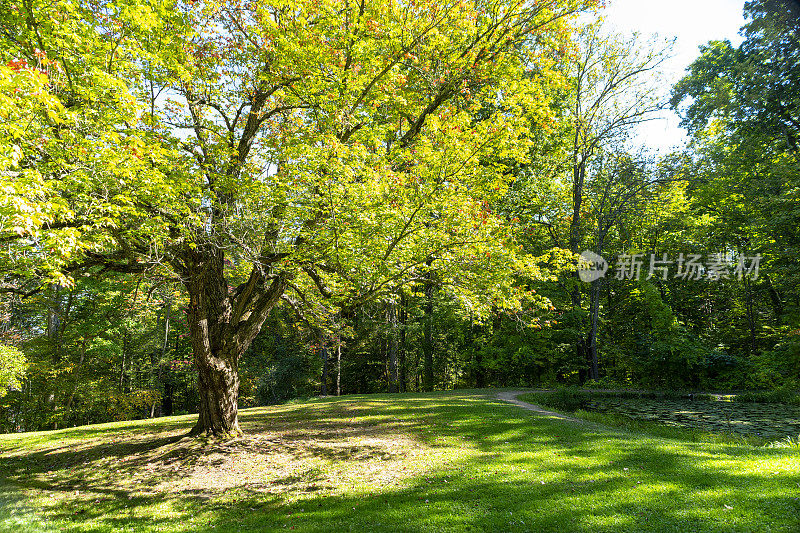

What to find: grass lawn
left=0, top=389, right=798, bottom=532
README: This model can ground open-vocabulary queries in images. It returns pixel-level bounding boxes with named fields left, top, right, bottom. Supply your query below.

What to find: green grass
left=1, top=389, right=799, bottom=532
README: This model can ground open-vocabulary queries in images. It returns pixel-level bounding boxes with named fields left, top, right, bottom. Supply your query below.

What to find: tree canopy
left=2, top=0, right=799, bottom=435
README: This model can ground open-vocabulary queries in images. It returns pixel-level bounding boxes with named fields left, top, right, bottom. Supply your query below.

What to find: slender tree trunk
left=605, top=276, right=615, bottom=376
left=423, top=272, right=435, bottom=392
left=320, top=331, right=329, bottom=396
left=47, top=287, right=71, bottom=426
left=764, top=274, right=784, bottom=325
left=163, top=376, right=174, bottom=416
left=465, top=314, right=474, bottom=384
left=587, top=278, right=602, bottom=381
left=162, top=323, right=179, bottom=416
left=162, top=299, right=172, bottom=363
left=47, top=285, right=67, bottom=364
left=120, top=280, right=142, bottom=393
left=398, top=290, right=407, bottom=393
left=155, top=298, right=172, bottom=417
left=744, top=276, right=758, bottom=355
left=569, top=157, right=587, bottom=383
left=585, top=236, right=608, bottom=382
left=337, top=308, right=354, bottom=396
left=336, top=338, right=342, bottom=396
left=469, top=315, right=486, bottom=388
left=387, top=301, right=399, bottom=393
left=572, top=280, right=589, bottom=385
left=119, top=338, right=127, bottom=392
left=380, top=323, right=388, bottom=386
left=64, top=340, right=87, bottom=425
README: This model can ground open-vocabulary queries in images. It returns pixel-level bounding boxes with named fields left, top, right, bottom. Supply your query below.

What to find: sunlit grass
left=1, top=389, right=798, bottom=532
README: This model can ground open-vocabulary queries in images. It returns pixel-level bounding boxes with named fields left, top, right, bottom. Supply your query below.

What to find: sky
left=602, top=0, right=747, bottom=152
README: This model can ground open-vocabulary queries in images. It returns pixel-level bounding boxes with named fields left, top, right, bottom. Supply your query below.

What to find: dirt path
left=496, top=390, right=591, bottom=425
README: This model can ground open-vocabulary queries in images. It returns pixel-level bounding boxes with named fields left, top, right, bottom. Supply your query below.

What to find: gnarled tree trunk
left=181, top=246, right=286, bottom=437
left=194, top=351, right=241, bottom=435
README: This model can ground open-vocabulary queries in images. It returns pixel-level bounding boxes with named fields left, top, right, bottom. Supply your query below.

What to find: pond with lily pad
left=586, top=397, right=800, bottom=440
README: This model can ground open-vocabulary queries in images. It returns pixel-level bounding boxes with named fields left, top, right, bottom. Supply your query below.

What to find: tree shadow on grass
left=1, top=392, right=798, bottom=532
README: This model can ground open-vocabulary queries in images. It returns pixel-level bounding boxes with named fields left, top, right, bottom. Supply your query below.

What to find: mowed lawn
left=0, top=390, right=798, bottom=532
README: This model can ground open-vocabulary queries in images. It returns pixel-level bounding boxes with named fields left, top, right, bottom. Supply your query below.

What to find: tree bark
left=194, top=355, right=241, bottom=436
left=181, top=246, right=286, bottom=437
left=422, top=272, right=435, bottom=392
left=320, top=332, right=329, bottom=396
left=398, top=290, right=407, bottom=393
left=387, top=301, right=399, bottom=393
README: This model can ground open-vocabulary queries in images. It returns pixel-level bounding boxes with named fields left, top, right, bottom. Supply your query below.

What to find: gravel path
left=496, top=390, right=590, bottom=425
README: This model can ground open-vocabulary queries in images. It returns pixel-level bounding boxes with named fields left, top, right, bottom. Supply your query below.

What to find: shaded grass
left=0, top=389, right=798, bottom=532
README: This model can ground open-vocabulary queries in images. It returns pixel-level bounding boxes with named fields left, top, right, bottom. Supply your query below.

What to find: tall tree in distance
left=511, top=22, right=672, bottom=381
left=671, top=0, right=800, bottom=364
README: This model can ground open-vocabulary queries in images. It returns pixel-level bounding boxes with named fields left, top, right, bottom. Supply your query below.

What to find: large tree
left=2, top=0, right=596, bottom=435
left=671, top=0, right=800, bottom=361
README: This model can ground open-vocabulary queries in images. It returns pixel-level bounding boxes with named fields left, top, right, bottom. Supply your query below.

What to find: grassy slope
left=0, top=389, right=797, bottom=532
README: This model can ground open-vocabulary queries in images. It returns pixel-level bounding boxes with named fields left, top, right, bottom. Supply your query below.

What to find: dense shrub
left=734, top=387, right=800, bottom=405
left=535, top=387, right=591, bottom=411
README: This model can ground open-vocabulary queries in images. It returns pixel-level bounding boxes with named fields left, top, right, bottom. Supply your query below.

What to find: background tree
left=670, top=0, right=800, bottom=385
left=506, top=23, right=672, bottom=381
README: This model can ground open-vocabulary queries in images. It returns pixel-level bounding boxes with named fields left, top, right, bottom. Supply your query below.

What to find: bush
left=584, top=376, right=635, bottom=390
left=256, top=353, right=318, bottom=405
left=613, top=390, right=645, bottom=400
left=536, top=387, right=591, bottom=411
left=0, top=345, right=26, bottom=397
left=734, top=387, right=800, bottom=405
